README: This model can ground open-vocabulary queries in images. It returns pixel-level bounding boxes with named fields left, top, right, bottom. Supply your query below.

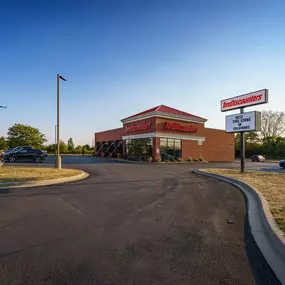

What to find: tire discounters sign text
left=221, top=89, right=268, bottom=112
left=125, top=122, right=152, bottom=133
left=165, top=122, right=197, bottom=133
left=225, top=111, right=261, bottom=133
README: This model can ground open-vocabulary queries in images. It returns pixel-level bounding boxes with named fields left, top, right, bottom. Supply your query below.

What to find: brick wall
left=201, top=128, right=235, bottom=162
left=181, top=140, right=204, bottom=160
left=95, top=128, right=124, bottom=142
left=180, top=128, right=234, bottom=162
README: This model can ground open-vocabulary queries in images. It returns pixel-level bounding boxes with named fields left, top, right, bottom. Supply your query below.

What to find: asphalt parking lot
left=0, top=162, right=282, bottom=284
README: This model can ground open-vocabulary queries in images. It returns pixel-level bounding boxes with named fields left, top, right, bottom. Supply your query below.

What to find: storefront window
left=126, top=138, right=153, bottom=161
left=160, top=138, right=181, bottom=161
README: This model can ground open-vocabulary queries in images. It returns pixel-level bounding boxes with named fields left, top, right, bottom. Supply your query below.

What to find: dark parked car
left=279, top=159, right=285, bottom=169
left=251, top=155, right=265, bottom=162
left=2, top=146, right=33, bottom=156
left=41, top=150, right=48, bottom=157
left=3, top=149, right=45, bottom=163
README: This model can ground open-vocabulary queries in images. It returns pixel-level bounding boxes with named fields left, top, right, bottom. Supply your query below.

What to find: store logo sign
left=221, top=89, right=268, bottom=112
left=125, top=122, right=152, bottom=133
left=165, top=122, right=197, bottom=133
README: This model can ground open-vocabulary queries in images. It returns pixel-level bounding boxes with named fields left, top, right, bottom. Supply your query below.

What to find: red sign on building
left=125, top=122, right=152, bottom=133
left=165, top=122, right=197, bottom=133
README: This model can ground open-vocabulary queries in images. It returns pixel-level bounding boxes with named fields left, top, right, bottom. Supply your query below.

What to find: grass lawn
left=0, top=167, right=82, bottom=183
left=202, top=169, right=285, bottom=233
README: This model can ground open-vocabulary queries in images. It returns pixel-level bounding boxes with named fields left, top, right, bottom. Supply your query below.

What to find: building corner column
left=152, top=137, right=160, bottom=162
left=122, top=140, right=126, bottom=159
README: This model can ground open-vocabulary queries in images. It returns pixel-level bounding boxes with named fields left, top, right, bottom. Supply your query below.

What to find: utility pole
left=240, top=108, right=245, bottom=173
left=56, top=74, right=67, bottom=169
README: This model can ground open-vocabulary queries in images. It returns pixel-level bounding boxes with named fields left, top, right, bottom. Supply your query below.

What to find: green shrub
left=188, top=157, right=193, bottom=162
left=177, top=157, right=183, bottom=162
left=193, top=157, right=199, bottom=162
left=147, top=156, right=153, bottom=162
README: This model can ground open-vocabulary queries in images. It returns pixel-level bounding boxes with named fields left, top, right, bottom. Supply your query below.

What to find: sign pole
left=240, top=108, right=245, bottom=173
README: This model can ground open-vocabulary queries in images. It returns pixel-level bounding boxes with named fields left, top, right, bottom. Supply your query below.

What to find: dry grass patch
left=0, top=167, right=82, bottom=183
left=202, top=169, right=285, bottom=233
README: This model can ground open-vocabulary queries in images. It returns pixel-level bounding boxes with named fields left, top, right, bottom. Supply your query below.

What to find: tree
left=235, top=132, right=260, bottom=149
left=59, top=140, right=67, bottom=153
left=75, top=145, right=82, bottom=154
left=7, top=124, right=46, bottom=148
left=0, top=136, right=7, bottom=150
left=67, top=138, right=75, bottom=152
left=260, top=111, right=285, bottom=139
left=46, top=144, right=56, bottom=153
left=82, top=144, right=91, bottom=151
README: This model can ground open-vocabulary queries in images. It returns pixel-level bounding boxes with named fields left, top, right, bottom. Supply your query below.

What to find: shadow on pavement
left=244, top=206, right=282, bottom=285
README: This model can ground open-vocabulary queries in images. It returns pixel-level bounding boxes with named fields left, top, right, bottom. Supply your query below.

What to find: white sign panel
left=221, top=89, right=268, bottom=112
left=226, top=111, right=261, bottom=133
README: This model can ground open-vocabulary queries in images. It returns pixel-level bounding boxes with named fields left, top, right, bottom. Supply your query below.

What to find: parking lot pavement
left=237, top=161, right=285, bottom=173
left=1, top=155, right=121, bottom=167
left=2, top=156, right=284, bottom=174
left=0, top=163, right=281, bottom=285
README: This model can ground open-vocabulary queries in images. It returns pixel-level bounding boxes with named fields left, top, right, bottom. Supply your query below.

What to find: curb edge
left=0, top=171, right=89, bottom=189
left=194, top=169, right=285, bottom=285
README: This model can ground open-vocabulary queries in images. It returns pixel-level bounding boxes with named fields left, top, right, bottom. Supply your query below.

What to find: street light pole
left=0, top=106, right=7, bottom=109
left=56, top=73, right=66, bottom=169
left=55, top=125, right=57, bottom=156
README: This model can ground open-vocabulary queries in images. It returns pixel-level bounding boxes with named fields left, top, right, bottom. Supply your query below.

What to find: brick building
left=95, top=105, right=234, bottom=162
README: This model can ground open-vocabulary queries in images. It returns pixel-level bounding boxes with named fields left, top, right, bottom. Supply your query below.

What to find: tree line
left=0, top=123, right=93, bottom=154
left=235, top=110, right=285, bottom=159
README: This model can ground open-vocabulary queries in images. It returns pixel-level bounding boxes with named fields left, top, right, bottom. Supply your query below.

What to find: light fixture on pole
left=0, top=106, right=7, bottom=109
left=56, top=74, right=67, bottom=169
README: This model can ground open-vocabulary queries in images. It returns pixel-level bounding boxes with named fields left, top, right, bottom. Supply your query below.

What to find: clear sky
left=1, top=0, right=285, bottom=146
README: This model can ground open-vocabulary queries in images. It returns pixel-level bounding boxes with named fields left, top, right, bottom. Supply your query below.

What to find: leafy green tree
left=67, top=138, right=75, bottom=152
left=75, top=145, right=82, bottom=154
left=46, top=144, right=56, bottom=153
left=7, top=124, right=46, bottom=149
left=82, top=144, right=91, bottom=151
left=0, top=136, right=7, bottom=150
left=59, top=140, right=67, bottom=153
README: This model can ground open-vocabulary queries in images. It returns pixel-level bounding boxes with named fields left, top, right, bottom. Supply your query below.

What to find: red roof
left=123, top=105, right=205, bottom=120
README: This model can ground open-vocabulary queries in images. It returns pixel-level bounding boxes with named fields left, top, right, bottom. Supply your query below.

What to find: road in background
left=2, top=155, right=285, bottom=173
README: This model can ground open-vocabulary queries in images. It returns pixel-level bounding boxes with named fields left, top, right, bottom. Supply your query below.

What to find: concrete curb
left=194, top=170, right=285, bottom=285
left=0, top=170, right=89, bottom=189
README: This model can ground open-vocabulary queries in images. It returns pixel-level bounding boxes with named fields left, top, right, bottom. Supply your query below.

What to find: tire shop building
left=94, top=105, right=234, bottom=162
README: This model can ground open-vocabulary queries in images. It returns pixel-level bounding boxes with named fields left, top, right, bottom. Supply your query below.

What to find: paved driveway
left=0, top=164, right=281, bottom=284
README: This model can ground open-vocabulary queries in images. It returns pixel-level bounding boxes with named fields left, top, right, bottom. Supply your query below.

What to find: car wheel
left=9, top=156, right=16, bottom=163
left=34, top=156, right=41, bottom=163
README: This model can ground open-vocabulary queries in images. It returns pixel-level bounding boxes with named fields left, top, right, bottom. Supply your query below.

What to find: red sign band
left=125, top=123, right=152, bottom=133
left=165, top=122, right=197, bottom=133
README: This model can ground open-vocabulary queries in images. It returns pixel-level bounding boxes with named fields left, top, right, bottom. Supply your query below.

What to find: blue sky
left=1, top=0, right=285, bottom=145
